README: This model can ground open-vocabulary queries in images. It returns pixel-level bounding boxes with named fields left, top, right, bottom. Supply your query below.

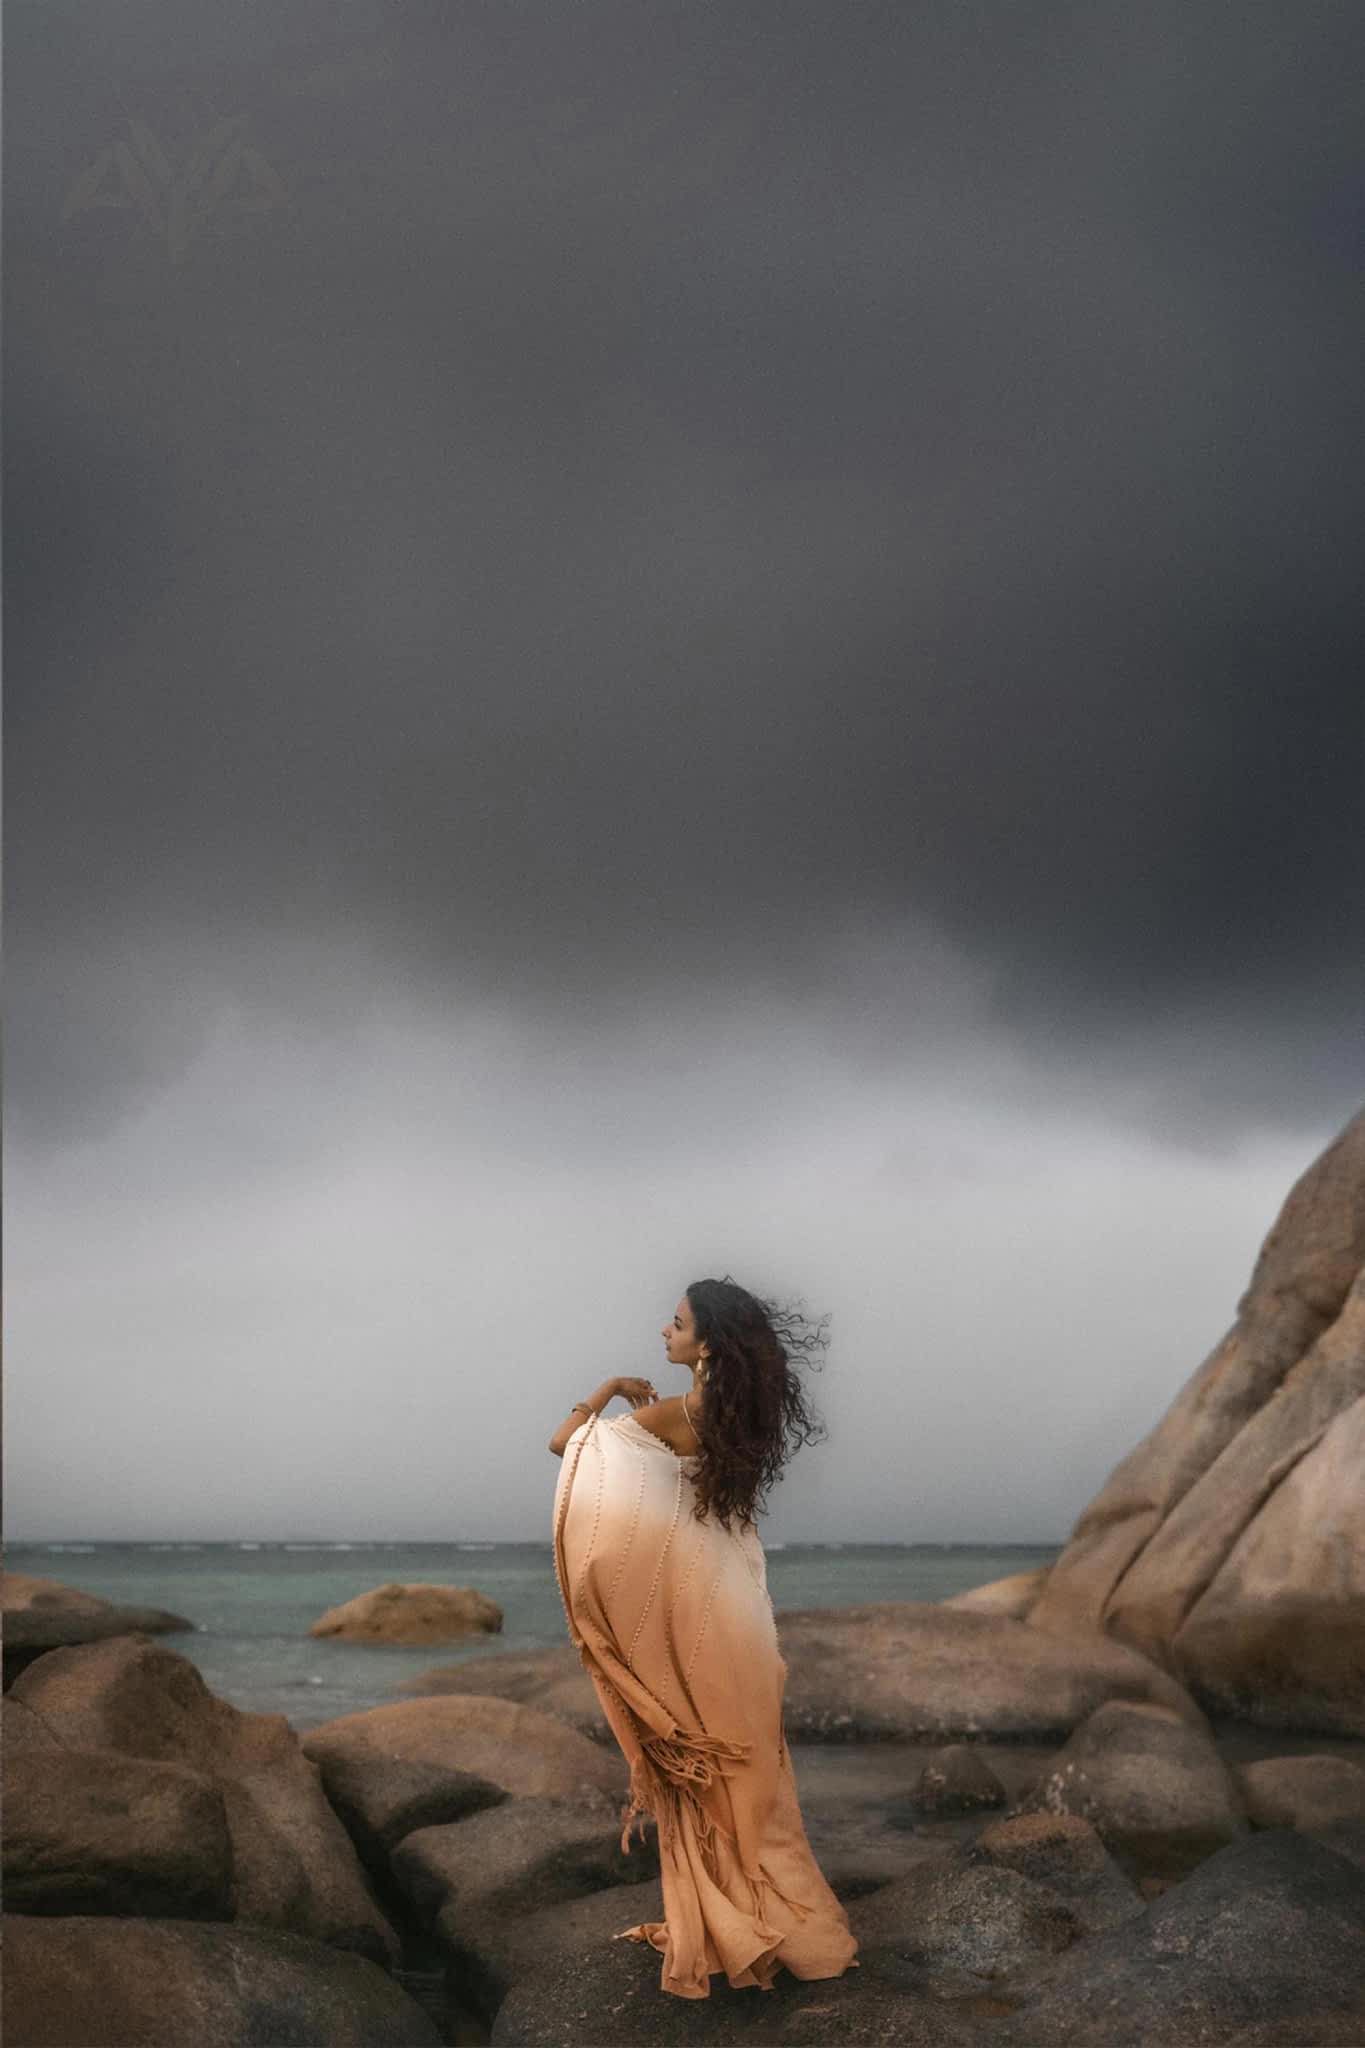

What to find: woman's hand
left=614, top=1375, right=659, bottom=1409
left=550, top=1374, right=657, bottom=1456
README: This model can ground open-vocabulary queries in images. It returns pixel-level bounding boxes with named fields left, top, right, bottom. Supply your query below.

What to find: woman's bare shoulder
left=621, top=1397, right=697, bottom=1458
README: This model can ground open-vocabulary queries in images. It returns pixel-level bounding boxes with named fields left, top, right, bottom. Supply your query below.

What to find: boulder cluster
left=5, top=1629, right=1365, bottom=2045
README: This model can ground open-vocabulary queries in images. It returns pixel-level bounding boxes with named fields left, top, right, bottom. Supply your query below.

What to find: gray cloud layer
left=6, top=4, right=1361, bottom=1541
left=11, top=0, right=1362, bottom=1147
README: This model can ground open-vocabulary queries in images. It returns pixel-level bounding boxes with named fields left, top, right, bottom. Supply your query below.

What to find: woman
left=549, top=1274, right=861, bottom=2001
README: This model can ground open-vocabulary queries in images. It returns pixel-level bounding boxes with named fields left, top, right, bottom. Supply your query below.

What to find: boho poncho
left=552, top=1407, right=860, bottom=2000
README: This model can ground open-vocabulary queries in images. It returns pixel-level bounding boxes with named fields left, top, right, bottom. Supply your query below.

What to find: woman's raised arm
left=548, top=1377, right=621, bottom=1456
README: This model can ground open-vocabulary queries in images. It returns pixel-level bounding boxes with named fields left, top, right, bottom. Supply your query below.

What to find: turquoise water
left=7, top=1539, right=1063, bottom=1733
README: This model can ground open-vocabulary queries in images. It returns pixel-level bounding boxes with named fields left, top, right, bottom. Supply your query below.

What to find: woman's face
left=660, top=1294, right=704, bottom=1368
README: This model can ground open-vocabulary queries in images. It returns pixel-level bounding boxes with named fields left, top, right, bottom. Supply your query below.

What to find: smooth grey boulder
left=990, top=1828, right=1365, bottom=2048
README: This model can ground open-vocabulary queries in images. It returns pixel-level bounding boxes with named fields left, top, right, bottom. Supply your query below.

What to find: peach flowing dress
left=552, top=1407, right=861, bottom=2000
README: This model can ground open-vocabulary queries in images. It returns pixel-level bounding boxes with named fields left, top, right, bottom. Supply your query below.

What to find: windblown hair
left=683, top=1275, right=829, bottom=1533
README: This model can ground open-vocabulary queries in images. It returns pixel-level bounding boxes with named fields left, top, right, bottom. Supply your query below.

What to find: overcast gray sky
left=7, top=0, right=1361, bottom=1543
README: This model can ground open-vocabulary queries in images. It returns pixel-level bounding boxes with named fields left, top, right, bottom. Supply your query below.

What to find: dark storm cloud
left=9, top=0, right=1363, bottom=1142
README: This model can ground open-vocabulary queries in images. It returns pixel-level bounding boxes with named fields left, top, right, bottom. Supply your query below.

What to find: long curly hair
left=683, top=1275, right=830, bottom=1533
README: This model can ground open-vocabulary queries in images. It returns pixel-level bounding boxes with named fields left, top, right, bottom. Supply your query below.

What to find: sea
left=7, top=1539, right=1064, bottom=1735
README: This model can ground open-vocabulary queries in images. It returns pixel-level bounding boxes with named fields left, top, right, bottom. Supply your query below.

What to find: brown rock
left=484, top=1885, right=981, bottom=2044
left=310, top=1581, right=503, bottom=1643
left=5, top=1573, right=114, bottom=1615
left=849, top=1854, right=1081, bottom=1988
left=967, top=1811, right=1144, bottom=1935
left=9, top=1635, right=399, bottom=1966
left=2, top=1914, right=443, bottom=2047
left=3, top=1746, right=233, bottom=1918
left=314, top=1751, right=510, bottom=1873
left=2, top=1697, right=67, bottom=1752
left=301, top=1694, right=627, bottom=1811
left=1018, top=1698, right=1249, bottom=1880
left=909, top=1743, right=1008, bottom=1816
left=2, top=1573, right=195, bottom=1686
left=1173, top=1390, right=1365, bottom=1732
left=940, top=1567, right=1051, bottom=1619
left=397, top=1644, right=605, bottom=1739
left=989, top=1828, right=1365, bottom=2048
left=1028, top=1107, right=1365, bottom=1737
left=775, top=1602, right=1208, bottom=1742
left=1236, top=1754, right=1365, bottom=1831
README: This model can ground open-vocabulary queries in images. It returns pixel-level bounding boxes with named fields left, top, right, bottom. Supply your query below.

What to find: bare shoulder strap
left=679, top=1391, right=702, bottom=1447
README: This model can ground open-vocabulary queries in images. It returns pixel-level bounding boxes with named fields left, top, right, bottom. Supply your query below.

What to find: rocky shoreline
left=6, top=1104, right=1364, bottom=2043
left=5, top=1593, right=1365, bottom=2046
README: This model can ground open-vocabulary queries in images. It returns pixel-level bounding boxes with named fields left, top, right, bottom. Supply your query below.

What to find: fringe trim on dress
left=617, top=1725, right=816, bottom=1933
left=619, top=1725, right=754, bottom=1855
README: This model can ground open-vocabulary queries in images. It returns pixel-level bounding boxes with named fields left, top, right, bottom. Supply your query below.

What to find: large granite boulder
left=1015, top=1699, right=1250, bottom=1880
left=301, top=1695, right=627, bottom=1810
left=1027, top=1106, right=1365, bottom=1736
left=3, top=1744, right=234, bottom=1918
left=9, top=1635, right=400, bottom=1966
left=3, top=1915, right=442, bottom=2047
left=310, top=1581, right=503, bottom=1643
left=774, top=1602, right=1207, bottom=1741
left=990, top=1827, right=1365, bottom=2048
left=2, top=1572, right=195, bottom=1686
